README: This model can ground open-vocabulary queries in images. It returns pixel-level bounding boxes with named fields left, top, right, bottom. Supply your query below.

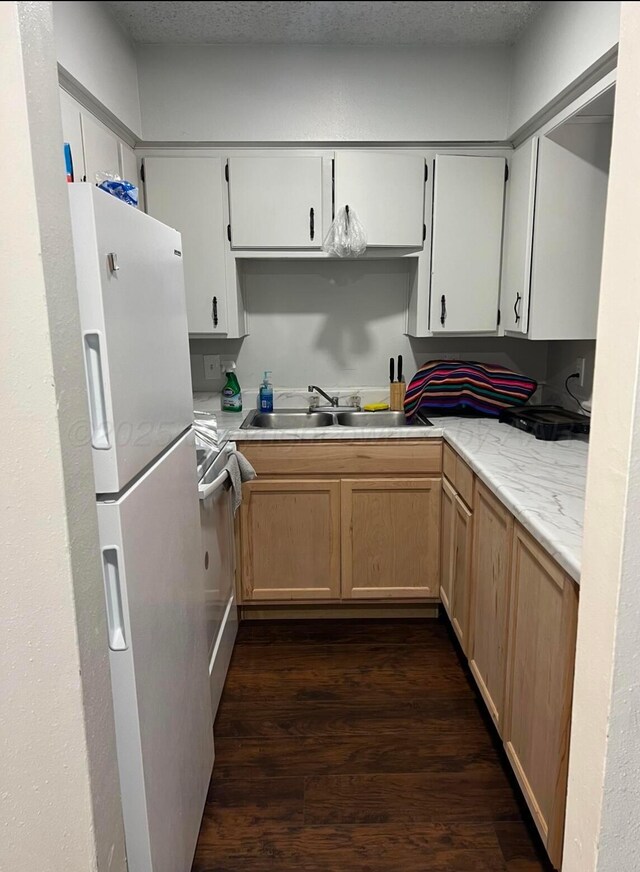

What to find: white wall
left=544, top=340, right=596, bottom=408
left=563, top=3, right=640, bottom=867
left=509, top=1, right=621, bottom=136
left=53, top=0, right=141, bottom=135
left=137, top=44, right=511, bottom=142
left=190, top=259, right=549, bottom=396
left=1, top=3, right=125, bottom=870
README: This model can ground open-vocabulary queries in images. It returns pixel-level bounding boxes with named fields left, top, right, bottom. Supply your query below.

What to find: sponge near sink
left=363, top=402, right=390, bottom=412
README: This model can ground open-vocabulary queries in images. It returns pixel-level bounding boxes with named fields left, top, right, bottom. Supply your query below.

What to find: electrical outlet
left=203, top=354, right=221, bottom=380
left=576, top=357, right=586, bottom=388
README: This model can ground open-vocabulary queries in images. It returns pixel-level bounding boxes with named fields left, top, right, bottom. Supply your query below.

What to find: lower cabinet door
left=504, top=525, right=579, bottom=869
left=469, top=480, right=513, bottom=730
left=240, top=479, right=341, bottom=600
left=341, top=478, right=441, bottom=599
left=440, top=477, right=456, bottom=616
left=450, top=494, right=472, bottom=655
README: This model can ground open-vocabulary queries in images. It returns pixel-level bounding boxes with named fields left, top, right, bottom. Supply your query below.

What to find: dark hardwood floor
left=192, top=618, right=554, bottom=872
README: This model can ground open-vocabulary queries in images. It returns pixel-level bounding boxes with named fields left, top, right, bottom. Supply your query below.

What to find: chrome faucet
left=308, top=385, right=339, bottom=408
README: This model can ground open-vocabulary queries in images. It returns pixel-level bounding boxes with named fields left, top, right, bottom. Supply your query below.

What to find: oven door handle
left=199, top=467, right=231, bottom=501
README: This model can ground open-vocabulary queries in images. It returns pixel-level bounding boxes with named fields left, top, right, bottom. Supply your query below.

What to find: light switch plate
left=204, top=354, right=221, bottom=380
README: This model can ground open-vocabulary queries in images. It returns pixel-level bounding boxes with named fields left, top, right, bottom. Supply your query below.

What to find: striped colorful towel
left=404, top=360, right=537, bottom=419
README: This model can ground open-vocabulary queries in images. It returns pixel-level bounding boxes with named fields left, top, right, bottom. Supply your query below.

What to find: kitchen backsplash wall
left=543, top=339, right=596, bottom=410
left=190, top=259, right=550, bottom=399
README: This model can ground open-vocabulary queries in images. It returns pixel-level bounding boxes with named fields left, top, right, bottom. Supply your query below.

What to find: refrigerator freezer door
left=97, top=431, right=213, bottom=872
left=69, top=184, right=193, bottom=494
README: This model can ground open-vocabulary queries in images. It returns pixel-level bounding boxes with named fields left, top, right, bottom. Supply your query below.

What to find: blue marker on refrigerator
left=259, top=371, right=273, bottom=412
left=64, top=142, right=74, bottom=182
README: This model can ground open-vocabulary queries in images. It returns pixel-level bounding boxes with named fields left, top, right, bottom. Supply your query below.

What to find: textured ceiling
left=106, top=1, right=544, bottom=46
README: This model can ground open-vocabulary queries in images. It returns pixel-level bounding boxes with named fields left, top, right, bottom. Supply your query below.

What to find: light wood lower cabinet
left=441, top=446, right=579, bottom=871
left=237, top=441, right=443, bottom=603
left=240, top=479, right=341, bottom=601
left=341, top=478, right=440, bottom=599
left=440, top=476, right=472, bottom=655
left=450, top=495, right=472, bottom=655
left=504, top=525, right=579, bottom=869
left=469, top=479, right=514, bottom=731
left=440, top=477, right=456, bottom=614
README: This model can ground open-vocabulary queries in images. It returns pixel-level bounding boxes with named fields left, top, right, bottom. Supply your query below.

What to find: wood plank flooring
left=192, top=619, right=554, bottom=872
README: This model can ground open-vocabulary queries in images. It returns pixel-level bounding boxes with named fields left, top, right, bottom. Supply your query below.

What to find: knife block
left=390, top=382, right=406, bottom=412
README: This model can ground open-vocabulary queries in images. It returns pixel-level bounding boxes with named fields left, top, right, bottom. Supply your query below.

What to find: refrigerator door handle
left=102, top=547, right=127, bottom=651
left=83, top=332, right=111, bottom=450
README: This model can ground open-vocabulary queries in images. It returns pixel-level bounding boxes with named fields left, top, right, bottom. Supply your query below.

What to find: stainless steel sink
left=335, top=411, right=413, bottom=427
left=241, top=410, right=335, bottom=429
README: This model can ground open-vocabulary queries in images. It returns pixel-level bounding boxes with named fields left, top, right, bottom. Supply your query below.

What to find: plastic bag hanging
left=322, top=205, right=367, bottom=257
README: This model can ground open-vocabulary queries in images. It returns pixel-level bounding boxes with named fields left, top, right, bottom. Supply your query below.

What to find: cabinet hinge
left=227, top=224, right=231, bottom=243
left=425, top=163, right=428, bottom=183
left=140, top=160, right=145, bottom=183
left=505, top=163, right=509, bottom=182
left=423, top=223, right=427, bottom=242
left=225, top=162, right=229, bottom=183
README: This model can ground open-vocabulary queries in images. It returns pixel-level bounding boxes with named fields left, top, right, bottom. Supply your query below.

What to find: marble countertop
left=194, top=393, right=588, bottom=583
left=430, top=417, right=588, bottom=583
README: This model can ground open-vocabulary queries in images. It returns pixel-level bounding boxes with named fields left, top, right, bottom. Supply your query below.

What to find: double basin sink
left=240, top=408, right=432, bottom=430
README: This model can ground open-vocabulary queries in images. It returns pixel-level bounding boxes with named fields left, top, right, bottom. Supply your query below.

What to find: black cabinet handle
left=514, top=292, right=521, bottom=324
left=440, top=294, right=447, bottom=327
left=309, top=207, right=315, bottom=241
left=212, top=296, right=218, bottom=328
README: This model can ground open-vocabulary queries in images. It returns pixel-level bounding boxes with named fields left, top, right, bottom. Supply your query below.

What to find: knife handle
left=397, top=354, right=403, bottom=383
left=389, top=357, right=395, bottom=383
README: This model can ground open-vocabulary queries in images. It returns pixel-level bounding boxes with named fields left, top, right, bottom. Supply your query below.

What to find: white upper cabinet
left=334, top=151, right=426, bottom=247
left=118, top=142, right=140, bottom=194
left=145, top=156, right=229, bottom=335
left=501, top=138, right=538, bottom=334
left=530, top=130, right=610, bottom=340
left=227, top=156, right=323, bottom=249
left=502, top=120, right=611, bottom=341
left=430, top=155, right=506, bottom=333
left=80, top=111, right=121, bottom=184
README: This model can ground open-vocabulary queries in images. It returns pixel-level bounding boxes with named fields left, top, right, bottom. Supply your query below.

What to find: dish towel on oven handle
left=225, top=449, right=256, bottom=515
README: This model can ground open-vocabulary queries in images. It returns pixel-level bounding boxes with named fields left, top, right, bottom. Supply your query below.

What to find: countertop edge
left=442, top=432, right=581, bottom=584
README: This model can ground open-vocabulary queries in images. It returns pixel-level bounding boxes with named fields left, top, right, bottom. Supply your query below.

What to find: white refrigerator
left=68, top=184, right=214, bottom=872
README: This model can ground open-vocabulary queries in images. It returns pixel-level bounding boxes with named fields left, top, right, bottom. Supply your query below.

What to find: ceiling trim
left=510, top=47, right=618, bottom=147
left=58, top=65, right=138, bottom=147
left=135, top=140, right=512, bottom=149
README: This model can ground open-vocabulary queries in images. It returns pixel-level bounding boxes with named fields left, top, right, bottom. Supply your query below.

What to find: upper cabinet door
left=501, top=138, right=538, bottom=334
left=228, top=156, right=323, bottom=249
left=334, top=152, right=426, bottom=247
left=528, top=130, right=610, bottom=340
left=80, top=111, right=121, bottom=184
left=430, top=155, right=506, bottom=333
left=118, top=142, right=140, bottom=195
left=145, top=156, right=228, bottom=335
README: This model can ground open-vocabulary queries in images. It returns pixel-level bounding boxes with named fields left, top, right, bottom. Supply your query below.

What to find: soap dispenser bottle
left=259, top=371, right=274, bottom=412
left=221, top=362, right=242, bottom=412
